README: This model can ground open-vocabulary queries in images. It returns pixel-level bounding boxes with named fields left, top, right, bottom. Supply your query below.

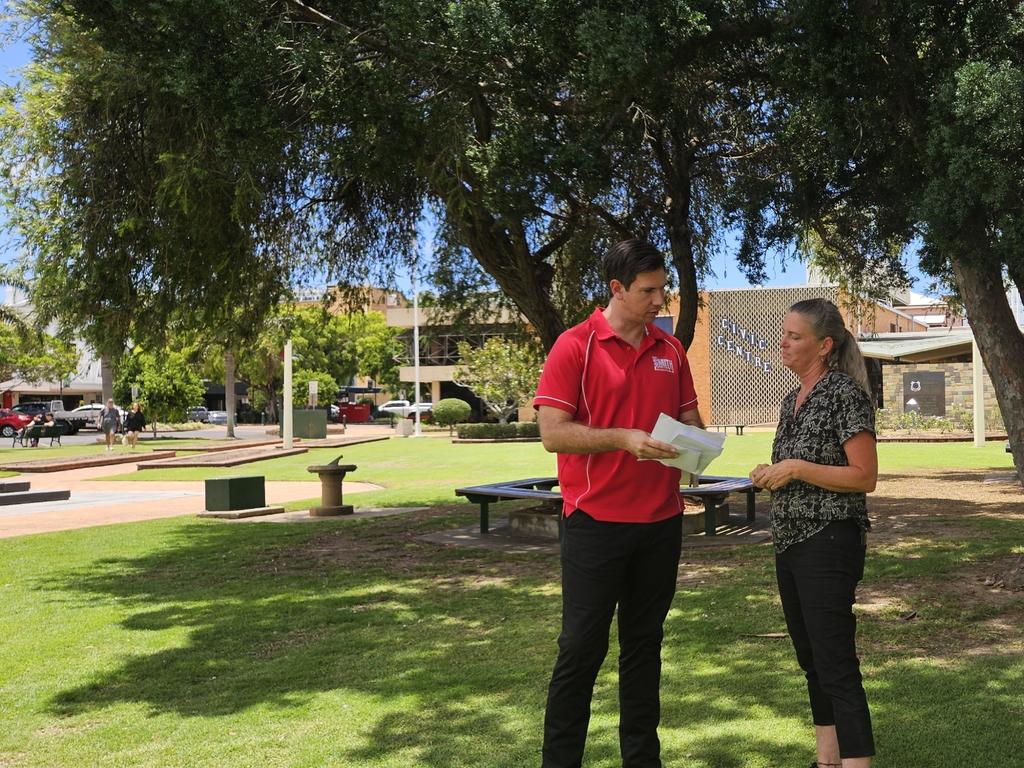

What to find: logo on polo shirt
left=652, top=356, right=675, bottom=373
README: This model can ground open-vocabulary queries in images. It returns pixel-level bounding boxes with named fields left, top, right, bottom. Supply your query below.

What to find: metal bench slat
left=457, top=475, right=760, bottom=536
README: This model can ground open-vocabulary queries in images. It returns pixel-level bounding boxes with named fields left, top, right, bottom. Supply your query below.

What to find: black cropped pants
left=776, top=519, right=875, bottom=759
left=541, top=510, right=682, bottom=768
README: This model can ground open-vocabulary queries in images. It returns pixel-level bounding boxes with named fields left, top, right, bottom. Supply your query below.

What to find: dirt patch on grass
left=871, top=470, right=1024, bottom=536
left=246, top=504, right=554, bottom=580
left=251, top=627, right=331, bottom=659
left=854, top=471, right=1024, bottom=655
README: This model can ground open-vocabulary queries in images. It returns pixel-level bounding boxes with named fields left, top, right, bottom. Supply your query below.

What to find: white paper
left=647, top=412, right=726, bottom=476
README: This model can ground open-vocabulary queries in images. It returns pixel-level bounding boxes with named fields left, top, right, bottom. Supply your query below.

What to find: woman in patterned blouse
left=750, top=298, right=878, bottom=768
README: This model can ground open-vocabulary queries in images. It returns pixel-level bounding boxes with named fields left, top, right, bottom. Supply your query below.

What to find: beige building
left=383, top=280, right=1003, bottom=427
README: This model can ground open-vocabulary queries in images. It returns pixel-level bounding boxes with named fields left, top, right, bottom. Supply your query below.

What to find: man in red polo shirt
left=535, top=238, right=703, bottom=768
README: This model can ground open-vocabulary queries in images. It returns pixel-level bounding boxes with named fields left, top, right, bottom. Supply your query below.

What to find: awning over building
left=856, top=331, right=976, bottom=362
left=0, top=378, right=102, bottom=396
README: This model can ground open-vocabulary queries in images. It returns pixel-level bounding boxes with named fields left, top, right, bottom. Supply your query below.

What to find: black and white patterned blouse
left=770, top=370, right=874, bottom=552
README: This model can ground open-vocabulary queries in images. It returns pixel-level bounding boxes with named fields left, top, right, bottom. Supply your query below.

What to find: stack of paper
left=648, top=412, right=727, bottom=476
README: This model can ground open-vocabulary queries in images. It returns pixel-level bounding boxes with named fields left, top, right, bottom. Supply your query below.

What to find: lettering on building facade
left=715, top=318, right=772, bottom=374
left=709, top=286, right=839, bottom=425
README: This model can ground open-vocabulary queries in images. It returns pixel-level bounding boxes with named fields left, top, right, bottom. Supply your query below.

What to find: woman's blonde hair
left=789, top=298, right=871, bottom=393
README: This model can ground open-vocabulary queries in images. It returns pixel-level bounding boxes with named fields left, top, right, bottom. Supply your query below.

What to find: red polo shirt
left=533, top=308, right=699, bottom=523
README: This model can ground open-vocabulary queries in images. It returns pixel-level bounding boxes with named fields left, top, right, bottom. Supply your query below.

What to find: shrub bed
left=455, top=422, right=540, bottom=440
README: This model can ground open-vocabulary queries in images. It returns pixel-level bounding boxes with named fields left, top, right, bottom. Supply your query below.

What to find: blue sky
left=0, top=32, right=931, bottom=299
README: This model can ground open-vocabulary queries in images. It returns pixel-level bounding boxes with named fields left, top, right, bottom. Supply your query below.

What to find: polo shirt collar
left=589, top=307, right=654, bottom=345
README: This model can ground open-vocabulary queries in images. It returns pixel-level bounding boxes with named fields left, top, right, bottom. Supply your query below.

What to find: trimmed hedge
left=433, top=398, right=472, bottom=428
left=455, top=421, right=540, bottom=439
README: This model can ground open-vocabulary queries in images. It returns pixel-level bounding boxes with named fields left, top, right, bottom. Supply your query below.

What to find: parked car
left=187, top=406, right=210, bottom=423
left=10, top=401, right=87, bottom=434
left=328, top=404, right=340, bottom=422
left=207, top=410, right=228, bottom=425
left=69, top=403, right=104, bottom=429
left=377, top=399, right=433, bottom=418
left=0, top=409, right=33, bottom=438
left=68, top=403, right=127, bottom=432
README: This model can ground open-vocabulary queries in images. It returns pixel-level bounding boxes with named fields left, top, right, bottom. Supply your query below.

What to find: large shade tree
left=778, top=1, right=1024, bottom=485
left=2, top=0, right=792, bottom=353
left=0, top=1, right=303, bottom=359
left=272, top=0, right=793, bottom=348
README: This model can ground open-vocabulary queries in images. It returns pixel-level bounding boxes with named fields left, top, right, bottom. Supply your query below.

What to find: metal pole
left=413, top=266, right=422, bottom=437
left=972, top=337, right=985, bottom=448
left=283, top=339, right=294, bottom=449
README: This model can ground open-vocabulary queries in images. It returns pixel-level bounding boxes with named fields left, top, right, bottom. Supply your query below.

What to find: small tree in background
left=432, top=398, right=472, bottom=436
left=0, top=323, right=79, bottom=390
left=291, top=369, right=339, bottom=409
left=454, top=338, right=543, bottom=424
left=114, top=347, right=205, bottom=435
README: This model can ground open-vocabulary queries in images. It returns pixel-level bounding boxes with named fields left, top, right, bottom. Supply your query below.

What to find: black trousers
left=542, top=510, right=682, bottom=768
left=776, top=519, right=875, bottom=759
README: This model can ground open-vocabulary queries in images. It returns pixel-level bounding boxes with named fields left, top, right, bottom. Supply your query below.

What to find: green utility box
left=204, top=475, right=266, bottom=511
left=278, top=409, right=328, bottom=439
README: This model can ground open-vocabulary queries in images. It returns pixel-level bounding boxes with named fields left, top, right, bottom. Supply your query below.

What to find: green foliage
left=777, top=2, right=1024, bottom=479
left=0, top=0, right=801, bottom=354
left=432, top=398, right=472, bottom=435
left=290, top=369, right=338, bottom=407
left=226, top=305, right=401, bottom=423
left=0, top=0, right=300, bottom=355
left=0, top=321, right=79, bottom=385
left=456, top=422, right=540, bottom=440
left=113, top=347, right=204, bottom=431
left=454, top=337, right=543, bottom=424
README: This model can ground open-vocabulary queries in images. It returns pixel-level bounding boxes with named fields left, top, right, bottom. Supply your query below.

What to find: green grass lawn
left=97, top=433, right=1015, bottom=510
left=1, top=486, right=1021, bottom=767
left=0, top=438, right=233, bottom=462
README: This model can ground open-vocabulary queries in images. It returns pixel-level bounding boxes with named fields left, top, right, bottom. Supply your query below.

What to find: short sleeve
left=834, top=378, right=875, bottom=444
left=676, top=343, right=699, bottom=413
left=533, top=333, right=581, bottom=414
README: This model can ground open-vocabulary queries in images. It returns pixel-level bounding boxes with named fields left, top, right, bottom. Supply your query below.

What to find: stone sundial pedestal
left=306, top=456, right=358, bottom=517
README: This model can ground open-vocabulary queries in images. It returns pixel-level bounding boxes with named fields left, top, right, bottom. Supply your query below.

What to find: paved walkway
left=0, top=460, right=382, bottom=539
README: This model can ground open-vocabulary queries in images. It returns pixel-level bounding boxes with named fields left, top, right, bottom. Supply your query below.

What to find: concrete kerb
left=213, top=506, right=429, bottom=525
left=198, top=506, right=287, bottom=520
left=0, top=458, right=384, bottom=539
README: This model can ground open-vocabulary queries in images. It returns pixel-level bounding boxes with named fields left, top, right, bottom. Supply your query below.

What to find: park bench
left=708, top=424, right=746, bottom=435
left=455, top=475, right=760, bottom=537
left=12, top=424, right=64, bottom=448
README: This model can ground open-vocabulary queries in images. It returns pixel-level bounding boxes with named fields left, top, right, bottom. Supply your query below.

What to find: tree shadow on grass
left=33, top=496, right=1024, bottom=767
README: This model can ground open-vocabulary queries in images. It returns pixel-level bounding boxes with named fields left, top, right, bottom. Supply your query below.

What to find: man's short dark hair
left=602, top=239, right=666, bottom=290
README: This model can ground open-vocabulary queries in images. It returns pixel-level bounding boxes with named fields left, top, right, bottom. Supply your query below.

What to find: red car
left=0, top=409, right=33, bottom=439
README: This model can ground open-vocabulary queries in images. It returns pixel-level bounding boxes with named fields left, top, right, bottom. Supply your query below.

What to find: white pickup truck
left=377, top=400, right=433, bottom=418
left=10, top=400, right=93, bottom=434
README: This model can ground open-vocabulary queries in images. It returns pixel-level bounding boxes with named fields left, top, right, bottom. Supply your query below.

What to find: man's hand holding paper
left=643, top=412, right=726, bottom=475
left=621, top=428, right=681, bottom=461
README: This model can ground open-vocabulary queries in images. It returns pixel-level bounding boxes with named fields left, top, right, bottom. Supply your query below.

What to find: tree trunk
left=436, top=167, right=568, bottom=351
left=225, top=349, right=236, bottom=439
left=952, top=256, right=1024, bottom=487
left=651, top=127, right=699, bottom=350
left=458, top=216, right=567, bottom=351
left=100, top=354, right=114, bottom=403
left=664, top=177, right=699, bottom=350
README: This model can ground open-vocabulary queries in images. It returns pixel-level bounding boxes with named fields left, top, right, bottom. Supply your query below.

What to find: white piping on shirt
left=574, top=330, right=597, bottom=510
left=667, top=340, right=685, bottom=513
left=535, top=395, right=577, bottom=411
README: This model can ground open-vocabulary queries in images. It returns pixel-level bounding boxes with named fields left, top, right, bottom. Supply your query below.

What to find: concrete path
left=0, top=461, right=382, bottom=539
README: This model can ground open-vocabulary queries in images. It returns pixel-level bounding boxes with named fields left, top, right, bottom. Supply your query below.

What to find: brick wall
left=881, top=361, right=999, bottom=414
